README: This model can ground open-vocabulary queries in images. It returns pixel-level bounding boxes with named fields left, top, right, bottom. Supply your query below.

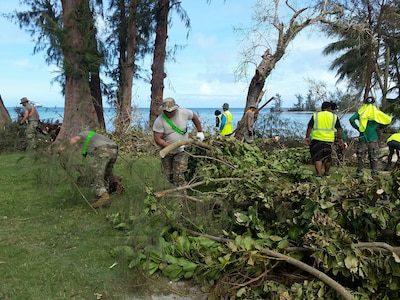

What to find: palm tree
left=322, top=0, right=400, bottom=109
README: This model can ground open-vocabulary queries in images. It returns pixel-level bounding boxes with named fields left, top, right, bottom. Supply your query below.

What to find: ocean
left=6, top=106, right=358, bottom=137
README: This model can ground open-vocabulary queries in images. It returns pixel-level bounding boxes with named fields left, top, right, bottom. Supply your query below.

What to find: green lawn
left=0, top=152, right=167, bottom=300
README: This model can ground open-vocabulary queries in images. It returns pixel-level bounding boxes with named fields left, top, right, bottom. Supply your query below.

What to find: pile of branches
left=110, top=137, right=400, bottom=299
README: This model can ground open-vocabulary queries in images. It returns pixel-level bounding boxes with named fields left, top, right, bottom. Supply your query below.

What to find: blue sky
left=0, top=1, right=340, bottom=109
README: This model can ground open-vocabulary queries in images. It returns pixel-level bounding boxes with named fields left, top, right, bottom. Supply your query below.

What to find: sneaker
left=324, top=172, right=330, bottom=178
left=316, top=175, right=322, bottom=180
left=92, top=192, right=111, bottom=208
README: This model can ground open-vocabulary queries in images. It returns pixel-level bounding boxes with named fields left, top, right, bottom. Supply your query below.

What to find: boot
left=92, top=192, right=111, bottom=208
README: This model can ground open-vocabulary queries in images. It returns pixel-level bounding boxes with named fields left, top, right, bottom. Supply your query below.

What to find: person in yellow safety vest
left=305, top=101, right=343, bottom=179
left=384, top=131, right=400, bottom=171
left=219, top=103, right=233, bottom=136
left=349, top=96, right=392, bottom=178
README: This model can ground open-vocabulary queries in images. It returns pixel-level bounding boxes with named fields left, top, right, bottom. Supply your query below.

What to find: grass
left=0, top=151, right=169, bottom=300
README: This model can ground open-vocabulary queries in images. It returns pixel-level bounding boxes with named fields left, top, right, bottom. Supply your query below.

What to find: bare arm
left=305, top=127, right=312, bottom=145
left=153, top=132, right=169, bottom=148
left=20, top=110, right=29, bottom=124
left=192, top=113, right=203, bottom=132
left=70, top=135, right=82, bottom=145
left=246, top=113, right=253, bottom=131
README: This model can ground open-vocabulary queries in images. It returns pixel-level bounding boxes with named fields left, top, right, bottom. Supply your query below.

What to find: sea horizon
left=6, top=106, right=359, bottom=137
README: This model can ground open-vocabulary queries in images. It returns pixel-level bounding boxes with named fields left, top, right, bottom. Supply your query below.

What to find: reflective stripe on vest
left=311, top=111, right=336, bottom=142
left=220, top=111, right=233, bottom=136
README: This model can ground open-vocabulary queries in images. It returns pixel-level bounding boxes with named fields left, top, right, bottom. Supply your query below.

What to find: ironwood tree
left=149, top=0, right=190, bottom=128
left=59, top=0, right=104, bottom=138
left=12, top=0, right=105, bottom=139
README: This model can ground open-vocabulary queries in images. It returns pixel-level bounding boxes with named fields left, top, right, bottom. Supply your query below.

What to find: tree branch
left=178, top=228, right=354, bottom=300
left=159, top=139, right=213, bottom=158
left=154, top=177, right=242, bottom=199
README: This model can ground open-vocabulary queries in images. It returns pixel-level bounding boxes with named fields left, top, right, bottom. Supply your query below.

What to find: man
left=305, top=101, right=343, bottom=178
left=349, top=96, right=392, bottom=178
left=19, top=97, right=40, bottom=150
left=214, top=109, right=222, bottom=133
left=219, top=103, right=233, bottom=136
left=385, top=131, right=400, bottom=171
left=153, top=97, right=204, bottom=186
left=68, top=131, right=118, bottom=208
left=243, top=103, right=257, bottom=144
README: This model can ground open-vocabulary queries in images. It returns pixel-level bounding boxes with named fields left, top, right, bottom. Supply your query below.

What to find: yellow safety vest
left=311, top=111, right=337, bottom=142
left=358, top=104, right=392, bottom=132
left=220, top=110, right=233, bottom=136
left=387, top=132, right=400, bottom=143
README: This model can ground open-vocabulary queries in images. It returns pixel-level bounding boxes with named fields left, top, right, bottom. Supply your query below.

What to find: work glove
left=343, top=143, right=348, bottom=150
left=196, top=132, right=205, bottom=142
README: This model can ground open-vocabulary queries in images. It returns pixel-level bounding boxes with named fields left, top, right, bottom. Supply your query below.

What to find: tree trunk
left=90, top=70, right=106, bottom=131
left=114, top=0, right=138, bottom=135
left=58, top=0, right=99, bottom=139
left=149, top=0, right=169, bottom=128
left=0, top=95, right=11, bottom=129
left=235, top=2, right=330, bottom=140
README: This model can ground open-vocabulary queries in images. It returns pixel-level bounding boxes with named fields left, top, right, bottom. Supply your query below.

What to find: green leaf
left=344, top=255, right=359, bottom=273
left=269, top=235, right=282, bottom=242
left=236, top=287, right=247, bottom=297
left=392, top=252, right=400, bottom=263
left=277, top=239, right=289, bottom=249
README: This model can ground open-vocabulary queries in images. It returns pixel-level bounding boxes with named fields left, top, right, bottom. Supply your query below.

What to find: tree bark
left=90, top=71, right=106, bottom=131
left=113, top=0, right=138, bottom=135
left=0, top=95, right=11, bottom=129
left=149, top=0, right=170, bottom=129
left=58, top=0, right=100, bottom=139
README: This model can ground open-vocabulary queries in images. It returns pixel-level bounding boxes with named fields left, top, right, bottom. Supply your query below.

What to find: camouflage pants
left=91, top=145, right=118, bottom=197
left=244, top=130, right=254, bottom=144
left=356, top=140, right=379, bottom=176
left=25, top=121, right=39, bottom=150
left=161, top=151, right=188, bottom=186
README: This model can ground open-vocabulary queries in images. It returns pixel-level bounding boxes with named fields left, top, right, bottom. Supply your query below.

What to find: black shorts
left=310, top=140, right=333, bottom=163
left=388, top=140, right=400, bottom=151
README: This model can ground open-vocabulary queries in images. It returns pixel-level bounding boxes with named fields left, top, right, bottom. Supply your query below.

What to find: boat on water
left=30, top=102, right=43, bottom=107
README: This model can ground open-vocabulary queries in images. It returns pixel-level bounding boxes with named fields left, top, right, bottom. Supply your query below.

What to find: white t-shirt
left=152, top=108, right=194, bottom=145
